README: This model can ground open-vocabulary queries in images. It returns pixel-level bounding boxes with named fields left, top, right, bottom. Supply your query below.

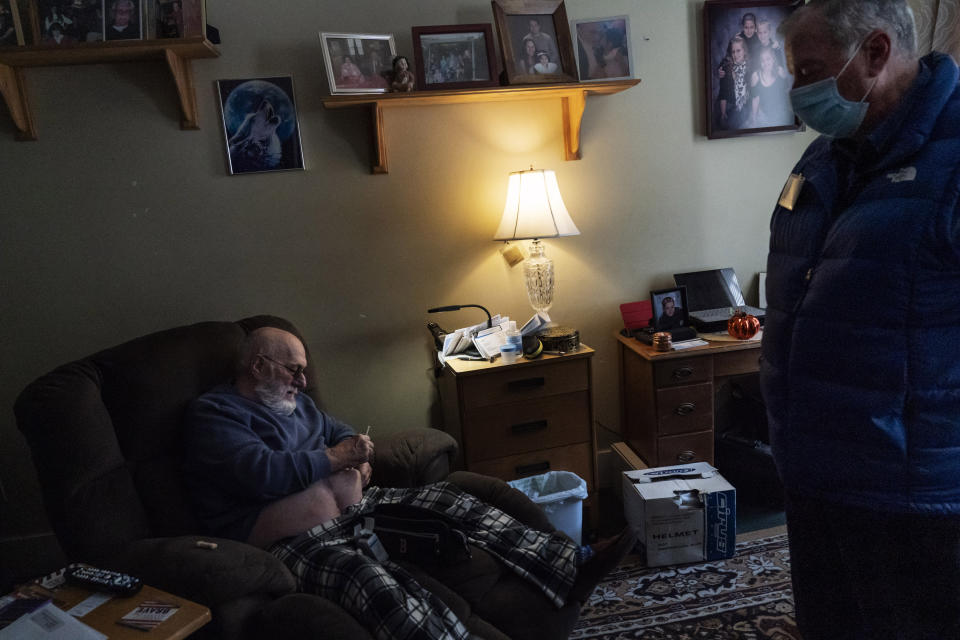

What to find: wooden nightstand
left=615, top=332, right=761, bottom=467
left=437, top=345, right=597, bottom=504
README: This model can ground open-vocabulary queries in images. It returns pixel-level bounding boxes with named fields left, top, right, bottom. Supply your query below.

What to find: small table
left=11, top=581, right=210, bottom=640
left=437, top=344, right=597, bottom=519
left=616, top=331, right=762, bottom=467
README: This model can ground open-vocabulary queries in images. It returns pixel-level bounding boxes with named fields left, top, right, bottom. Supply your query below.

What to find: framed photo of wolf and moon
left=216, top=76, right=305, bottom=176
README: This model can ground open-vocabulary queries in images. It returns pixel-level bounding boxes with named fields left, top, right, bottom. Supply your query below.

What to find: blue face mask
left=789, top=40, right=878, bottom=138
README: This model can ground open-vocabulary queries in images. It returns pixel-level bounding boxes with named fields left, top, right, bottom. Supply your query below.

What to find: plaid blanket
left=270, top=482, right=578, bottom=639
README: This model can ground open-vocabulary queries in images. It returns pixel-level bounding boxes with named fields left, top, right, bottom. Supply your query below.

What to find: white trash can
left=508, top=471, right=588, bottom=545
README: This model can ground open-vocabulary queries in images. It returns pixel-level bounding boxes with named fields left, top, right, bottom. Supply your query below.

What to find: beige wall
left=0, top=0, right=814, bottom=570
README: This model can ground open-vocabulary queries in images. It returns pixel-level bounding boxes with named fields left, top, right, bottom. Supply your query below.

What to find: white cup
left=500, top=344, right=521, bottom=364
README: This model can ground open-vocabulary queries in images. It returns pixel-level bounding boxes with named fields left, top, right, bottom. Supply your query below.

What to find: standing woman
left=750, top=47, right=791, bottom=126
left=719, top=36, right=750, bottom=129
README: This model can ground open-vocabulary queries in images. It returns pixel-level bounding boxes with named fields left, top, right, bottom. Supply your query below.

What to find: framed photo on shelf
left=491, top=0, right=577, bottom=85
left=155, top=0, right=204, bottom=39
left=319, top=32, right=395, bottom=94
left=0, top=0, right=25, bottom=46
left=571, top=15, right=631, bottom=82
left=102, top=0, right=143, bottom=41
left=650, top=286, right=689, bottom=332
left=704, top=0, right=803, bottom=139
left=28, top=0, right=102, bottom=44
left=411, top=24, right=498, bottom=91
left=216, top=76, right=306, bottom=176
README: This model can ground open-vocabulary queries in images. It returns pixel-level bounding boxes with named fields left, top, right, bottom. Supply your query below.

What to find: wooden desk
left=13, top=582, right=210, bottom=640
left=438, top=345, right=597, bottom=500
left=615, top=332, right=761, bottom=467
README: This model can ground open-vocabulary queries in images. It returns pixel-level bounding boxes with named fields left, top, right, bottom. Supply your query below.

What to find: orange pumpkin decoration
left=727, top=309, right=760, bottom=340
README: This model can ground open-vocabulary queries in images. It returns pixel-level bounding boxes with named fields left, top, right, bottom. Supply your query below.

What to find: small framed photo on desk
left=650, top=286, right=689, bottom=331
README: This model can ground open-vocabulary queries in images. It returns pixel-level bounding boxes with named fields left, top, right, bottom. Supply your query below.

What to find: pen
left=365, top=425, right=371, bottom=436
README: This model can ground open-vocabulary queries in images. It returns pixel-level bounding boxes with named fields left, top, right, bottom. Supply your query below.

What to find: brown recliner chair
left=14, top=316, right=582, bottom=639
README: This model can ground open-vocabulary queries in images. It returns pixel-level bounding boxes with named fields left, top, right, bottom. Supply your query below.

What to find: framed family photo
left=411, top=24, right=498, bottom=90
left=27, top=0, right=104, bottom=44
left=703, top=0, right=803, bottom=139
left=650, top=286, right=689, bottom=332
left=571, top=15, right=631, bottom=82
left=0, top=0, right=24, bottom=46
left=216, top=76, right=305, bottom=176
left=492, top=0, right=577, bottom=85
left=320, top=32, right=395, bottom=94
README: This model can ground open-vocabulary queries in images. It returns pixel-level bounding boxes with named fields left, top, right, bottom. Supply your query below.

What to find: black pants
left=785, top=492, right=960, bottom=640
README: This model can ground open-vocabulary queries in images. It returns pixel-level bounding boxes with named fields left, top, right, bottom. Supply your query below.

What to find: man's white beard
left=255, top=379, right=297, bottom=415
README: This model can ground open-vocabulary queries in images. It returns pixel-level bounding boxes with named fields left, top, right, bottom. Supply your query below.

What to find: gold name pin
left=778, top=173, right=805, bottom=211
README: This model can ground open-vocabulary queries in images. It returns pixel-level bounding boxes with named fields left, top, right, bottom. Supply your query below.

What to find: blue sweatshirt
left=183, top=384, right=356, bottom=541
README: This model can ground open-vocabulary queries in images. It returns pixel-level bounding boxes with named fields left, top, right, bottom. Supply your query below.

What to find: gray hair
left=236, top=327, right=293, bottom=375
left=781, top=0, right=917, bottom=59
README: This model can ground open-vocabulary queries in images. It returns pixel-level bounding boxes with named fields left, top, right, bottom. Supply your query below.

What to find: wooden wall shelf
left=322, top=78, right=640, bottom=174
left=0, top=37, right=220, bottom=140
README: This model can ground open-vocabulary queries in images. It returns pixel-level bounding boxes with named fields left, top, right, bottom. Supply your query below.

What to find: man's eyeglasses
left=258, top=354, right=306, bottom=379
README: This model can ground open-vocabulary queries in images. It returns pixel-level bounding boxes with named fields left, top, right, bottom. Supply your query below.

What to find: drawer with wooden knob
left=463, top=391, right=590, bottom=462
left=653, top=356, right=713, bottom=388
left=658, top=430, right=714, bottom=466
left=656, top=382, right=713, bottom=436
left=459, top=359, right=589, bottom=409
left=468, top=442, right=593, bottom=486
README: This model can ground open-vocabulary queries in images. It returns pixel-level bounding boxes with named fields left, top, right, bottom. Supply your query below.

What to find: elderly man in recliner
left=184, top=327, right=632, bottom=640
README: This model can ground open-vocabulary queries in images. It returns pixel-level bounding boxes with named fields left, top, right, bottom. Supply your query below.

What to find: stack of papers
left=439, top=312, right=550, bottom=362
left=0, top=602, right=106, bottom=640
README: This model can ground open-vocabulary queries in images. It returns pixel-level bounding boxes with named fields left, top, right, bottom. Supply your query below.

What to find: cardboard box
left=608, top=442, right=647, bottom=500
left=623, top=462, right=736, bottom=567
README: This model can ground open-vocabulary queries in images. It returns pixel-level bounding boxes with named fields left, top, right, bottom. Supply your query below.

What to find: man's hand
left=327, top=434, right=374, bottom=471
left=353, top=434, right=374, bottom=459
left=357, top=462, right=373, bottom=487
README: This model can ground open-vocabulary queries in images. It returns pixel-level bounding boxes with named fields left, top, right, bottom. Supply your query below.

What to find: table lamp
left=493, top=167, right=579, bottom=315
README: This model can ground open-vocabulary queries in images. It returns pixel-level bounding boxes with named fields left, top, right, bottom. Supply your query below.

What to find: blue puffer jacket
left=761, top=52, right=960, bottom=514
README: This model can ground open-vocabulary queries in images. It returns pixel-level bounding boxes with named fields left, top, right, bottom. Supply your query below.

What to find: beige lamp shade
left=493, top=169, right=579, bottom=240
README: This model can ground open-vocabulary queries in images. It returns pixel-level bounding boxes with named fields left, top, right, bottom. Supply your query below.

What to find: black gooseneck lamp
left=427, top=304, right=493, bottom=369
left=427, top=304, right=492, bottom=329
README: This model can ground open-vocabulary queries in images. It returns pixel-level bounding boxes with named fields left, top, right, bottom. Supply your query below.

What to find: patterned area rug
left=572, top=530, right=799, bottom=639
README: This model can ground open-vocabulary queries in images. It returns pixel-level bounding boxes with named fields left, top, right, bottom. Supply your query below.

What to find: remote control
left=65, top=565, right=142, bottom=597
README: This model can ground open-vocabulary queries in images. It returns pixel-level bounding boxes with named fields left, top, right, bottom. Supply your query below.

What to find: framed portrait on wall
left=571, top=15, right=631, bottom=82
left=0, top=0, right=25, bottom=46
left=492, top=0, right=577, bottom=85
left=103, top=0, right=143, bottom=41
left=704, top=0, right=804, bottom=139
left=650, top=287, right=689, bottom=332
left=28, top=0, right=103, bottom=44
left=411, top=24, right=498, bottom=90
left=216, top=76, right=305, bottom=175
left=320, top=32, right=395, bottom=94
left=155, top=0, right=205, bottom=39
